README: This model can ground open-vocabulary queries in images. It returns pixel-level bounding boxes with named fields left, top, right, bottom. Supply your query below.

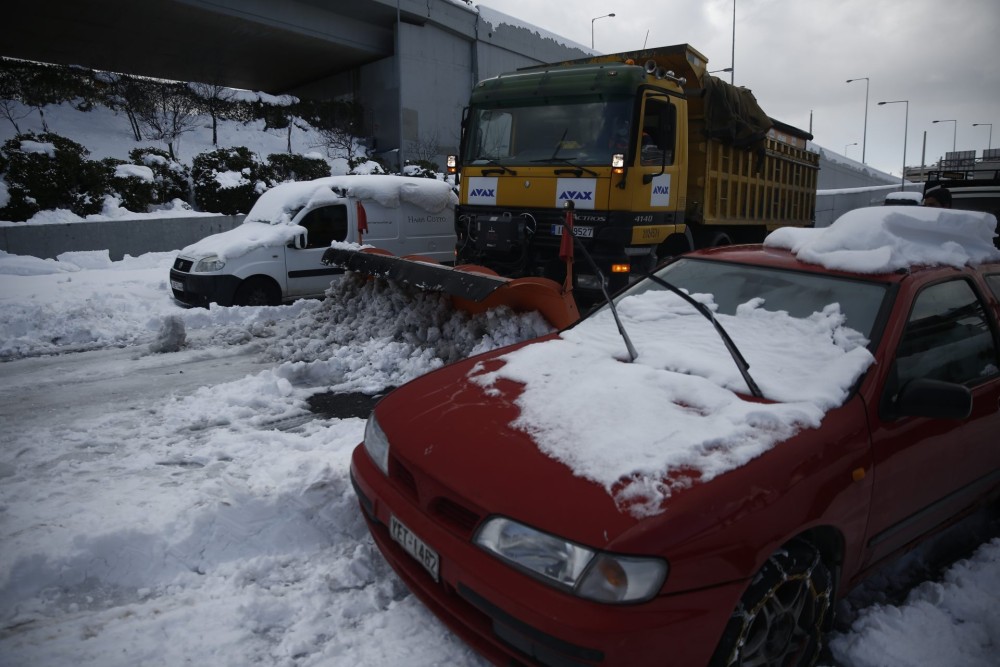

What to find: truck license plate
left=391, top=515, right=439, bottom=582
left=170, top=279, right=184, bottom=291
left=551, top=224, right=594, bottom=238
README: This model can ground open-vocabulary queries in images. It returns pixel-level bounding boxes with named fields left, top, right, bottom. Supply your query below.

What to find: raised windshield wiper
left=645, top=274, right=764, bottom=398
left=563, top=202, right=638, bottom=363
left=476, top=157, right=516, bottom=175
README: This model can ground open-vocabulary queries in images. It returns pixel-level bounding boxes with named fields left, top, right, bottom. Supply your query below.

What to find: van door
left=285, top=203, right=349, bottom=297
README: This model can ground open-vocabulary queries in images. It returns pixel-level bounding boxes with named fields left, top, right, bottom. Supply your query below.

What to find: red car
left=350, top=209, right=1000, bottom=666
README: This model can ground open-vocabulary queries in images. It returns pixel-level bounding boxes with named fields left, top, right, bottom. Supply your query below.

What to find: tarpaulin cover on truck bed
left=700, top=75, right=773, bottom=149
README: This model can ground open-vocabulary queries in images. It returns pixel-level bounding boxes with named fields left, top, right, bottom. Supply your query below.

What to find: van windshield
left=463, top=97, right=633, bottom=166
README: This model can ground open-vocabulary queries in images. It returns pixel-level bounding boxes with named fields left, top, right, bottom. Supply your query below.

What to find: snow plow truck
left=324, top=44, right=818, bottom=324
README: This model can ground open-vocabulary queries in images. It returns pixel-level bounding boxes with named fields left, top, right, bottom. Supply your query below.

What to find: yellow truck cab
left=453, top=44, right=818, bottom=297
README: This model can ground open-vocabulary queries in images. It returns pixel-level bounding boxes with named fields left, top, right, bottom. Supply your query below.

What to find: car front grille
left=173, top=258, right=193, bottom=272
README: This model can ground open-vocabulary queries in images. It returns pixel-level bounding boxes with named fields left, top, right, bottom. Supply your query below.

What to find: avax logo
left=653, top=185, right=670, bottom=195
left=470, top=188, right=496, bottom=198
left=558, top=191, right=594, bottom=201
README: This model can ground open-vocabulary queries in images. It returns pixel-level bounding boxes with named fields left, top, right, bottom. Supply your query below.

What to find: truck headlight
left=474, top=517, right=667, bottom=603
left=193, top=256, right=225, bottom=272
left=364, top=413, right=390, bottom=475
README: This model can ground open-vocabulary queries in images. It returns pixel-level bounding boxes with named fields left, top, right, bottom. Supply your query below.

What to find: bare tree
left=138, top=84, right=200, bottom=160
left=97, top=72, right=153, bottom=142
left=410, top=131, right=442, bottom=166
left=188, top=80, right=236, bottom=146
left=0, top=69, right=30, bottom=133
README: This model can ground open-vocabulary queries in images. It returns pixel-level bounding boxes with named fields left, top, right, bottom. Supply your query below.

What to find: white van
left=169, top=175, right=457, bottom=307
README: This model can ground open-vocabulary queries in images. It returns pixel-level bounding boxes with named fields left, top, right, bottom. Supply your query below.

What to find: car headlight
left=474, top=516, right=667, bottom=603
left=364, top=413, right=390, bottom=475
left=193, top=256, right=225, bottom=272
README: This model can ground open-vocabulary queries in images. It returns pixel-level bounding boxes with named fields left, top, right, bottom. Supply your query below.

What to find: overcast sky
left=474, top=0, right=1000, bottom=178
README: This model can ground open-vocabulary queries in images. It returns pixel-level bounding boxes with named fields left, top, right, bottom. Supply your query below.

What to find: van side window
left=640, top=98, right=676, bottom=166
left=299, top=205, right=348, bottom=248
left=893, top=279, right=999, bottom=388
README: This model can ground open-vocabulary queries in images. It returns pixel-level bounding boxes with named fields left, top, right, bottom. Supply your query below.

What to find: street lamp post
left=730, top=0, right=736, bottom=85
left=591, top=13, right=615, bottom=50
left=845, top=142, right=858, bottom=157
left=846, top=77, right=869, bottom=163
left=973, top=123, right=993, bottom=150
left=932, top=119, right=957, bottom=153
left=878, top=100, right=909, bottom=190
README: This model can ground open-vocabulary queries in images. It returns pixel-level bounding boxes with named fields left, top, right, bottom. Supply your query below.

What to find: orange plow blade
left=322, top=247, right=580, bottom=329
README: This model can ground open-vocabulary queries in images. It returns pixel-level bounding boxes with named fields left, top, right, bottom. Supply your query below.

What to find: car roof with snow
left=244, top=174, right=458, bottom=226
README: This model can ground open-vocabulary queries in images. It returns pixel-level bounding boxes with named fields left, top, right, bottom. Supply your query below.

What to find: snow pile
left=766, top=207, right=1000, bottom=273
left=0, top=250, right=308, bottom=359
left=265, top=275, right=554, bottom=394
left=830, top=537, right=1000, bottom=667
left=473, top=291, right=873, bottom=516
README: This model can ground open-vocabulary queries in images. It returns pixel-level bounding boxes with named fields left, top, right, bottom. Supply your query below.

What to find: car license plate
left=390, top=515, right=439, bottom=582
left=170, top=279, right=184, bottom=291
left=551, top=224, right=594, bottom=238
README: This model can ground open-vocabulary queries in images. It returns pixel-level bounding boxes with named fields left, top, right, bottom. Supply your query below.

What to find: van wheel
left=709, top=540, right=832, bottom=667
left=233, top=277, right=281, bottom=307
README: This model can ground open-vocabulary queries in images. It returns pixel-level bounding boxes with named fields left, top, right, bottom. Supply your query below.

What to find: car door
left=285, top=203, right=349, bottom=297
left=864, top=275, right=1000, bottom=567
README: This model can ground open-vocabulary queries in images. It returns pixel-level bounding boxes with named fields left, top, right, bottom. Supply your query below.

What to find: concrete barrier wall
left=0, top=215, right=246, bottom=261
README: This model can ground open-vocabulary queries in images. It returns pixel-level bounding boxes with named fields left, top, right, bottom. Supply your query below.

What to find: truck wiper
left=530, top=157, right=599, bottom=178
left=476, top=157, right=516, bottom=175
left=645, top=274, right=764, bottom=398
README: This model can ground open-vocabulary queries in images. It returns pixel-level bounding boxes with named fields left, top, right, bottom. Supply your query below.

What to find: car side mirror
left=894, top=378, right=973, bottom=420
left=291, top=233, right=307, bottom=250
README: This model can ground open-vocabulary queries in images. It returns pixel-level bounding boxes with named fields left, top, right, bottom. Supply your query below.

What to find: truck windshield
left=464, top=97, right=633, bottom=166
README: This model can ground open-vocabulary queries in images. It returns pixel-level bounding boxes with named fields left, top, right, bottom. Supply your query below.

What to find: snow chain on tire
left=711, top=540, right=832, bottom=667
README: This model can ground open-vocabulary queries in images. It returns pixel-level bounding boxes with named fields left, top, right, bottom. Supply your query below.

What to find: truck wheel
left=708, top=231, right=734, bottom=247
left=233, top=277, right=281, bottom=307
left=656, top=229, right=695, bottom=263
left=709, top=539, right=832, bottom=667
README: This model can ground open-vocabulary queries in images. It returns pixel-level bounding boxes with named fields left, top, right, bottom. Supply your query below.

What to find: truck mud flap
left=322, top=247, right=580, bottom=329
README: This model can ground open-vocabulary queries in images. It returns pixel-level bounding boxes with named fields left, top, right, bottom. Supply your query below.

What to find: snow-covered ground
left=1, top=245, right=998, bottom=666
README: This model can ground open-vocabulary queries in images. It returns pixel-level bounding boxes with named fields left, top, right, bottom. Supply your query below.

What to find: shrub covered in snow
left=191, top=146, right=267, bottom=214
left=0, top=132, right=107, bottom=220
left=265, top=152, right=330, bottom=184
left=129, top=147, right=190, bottom=204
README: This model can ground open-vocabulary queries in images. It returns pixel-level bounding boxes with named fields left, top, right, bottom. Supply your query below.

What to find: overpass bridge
left=2, top=0, right=590, bottom=166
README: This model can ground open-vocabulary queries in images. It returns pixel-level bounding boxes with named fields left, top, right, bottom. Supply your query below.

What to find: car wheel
left=710, top=540, right=832, bottom=667
left=233, top=277, right=281, bottom=307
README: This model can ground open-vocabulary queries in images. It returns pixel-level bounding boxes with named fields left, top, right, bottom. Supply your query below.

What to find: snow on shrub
left=0, top=132, right=107, bottom=221
left=192, top=146, right=267, bottom=215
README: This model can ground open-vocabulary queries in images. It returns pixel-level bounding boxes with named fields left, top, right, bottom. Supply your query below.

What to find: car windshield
left=463, top=97, right=633, bottom=166
left=614, top=257, right=891, bottom=341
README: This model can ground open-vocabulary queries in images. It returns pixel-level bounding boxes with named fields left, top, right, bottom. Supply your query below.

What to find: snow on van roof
left=181, top=176, right=458, bottom=261
left=764, top=206, right=1000, bottom=273
left=245, top=175, right=457, bottom=226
